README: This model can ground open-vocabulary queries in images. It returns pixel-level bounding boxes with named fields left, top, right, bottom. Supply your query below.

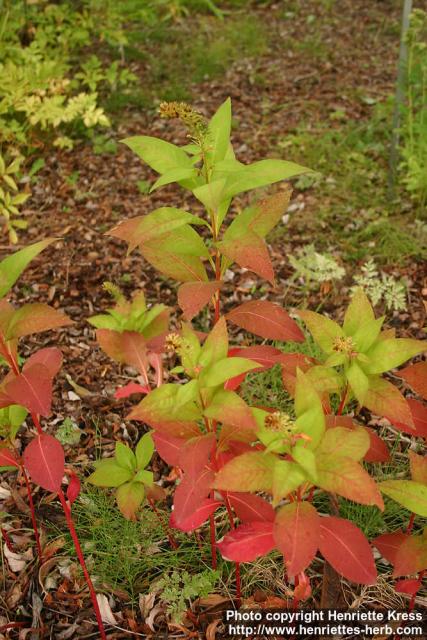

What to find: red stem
left=22, top=468, right=43, bottom=560
left=292, top=574, right=300, bottom=611
left=58, top=489, right=107, bottom=640
left=209, top=502, right=217, bottom=570
left=147, top=496, right=178, bottom=550
left=1, top=527, right=14, bottom=553
left=223, top=494, right=241, bottom=606
left=406, top=512, right=416, bottom=534
left=337, top=384, right=348, bottom=416
left=213, top=251, right=221, bottom=324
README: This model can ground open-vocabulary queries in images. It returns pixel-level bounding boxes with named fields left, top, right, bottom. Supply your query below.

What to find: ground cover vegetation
left=0, top=0, right=426, bottom=636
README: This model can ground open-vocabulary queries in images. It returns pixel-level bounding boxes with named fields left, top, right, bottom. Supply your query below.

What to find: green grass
left=53, top=487, right=215, bottom=603
left=240, top=335, right=323, bottom=412
left=116, top=13, right=268, bottom=109
left=276, top=101, right=426, bottom=264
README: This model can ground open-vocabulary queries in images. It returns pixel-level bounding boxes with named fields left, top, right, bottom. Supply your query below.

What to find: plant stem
left=292, top=574, right=299, bottom=610
left=406, top=512, right=415, bottom=534
left=1, top=527, right=14, bottom=553
left=336, top=384, right=348, bottom=416
left=223, top=493, right=241, bottom=606
left=58, top=489, right=107, bottom=640
left=147, top=496, right=178, bottom=550
left=22, top=468, right=43, bottom=560
left=209, top=502, right=217, bottom=570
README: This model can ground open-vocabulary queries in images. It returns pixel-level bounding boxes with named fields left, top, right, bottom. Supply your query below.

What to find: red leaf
left=170, top=499, right=221, bottom=532
left=393, top=535, right=427, bottom=576
left=227, top=300, right=304, bottom=342
left=225, top=345, right=285, bottom=391
left=398, top=362, right=427, bottom=400
left=373, top=531, right=409, bottom=565
left=67, top=474, right=81, bottom=506
left=114, top=382, right=150, bottom=399
left=393, top=399, right=427, bottom=439
left=274, top=502, right=320, bottom=576
left=0, top=446, right=20, bottom=468
left=409, top=451, right=427, bottom=484
left=178, top=281, right=222, bottom=320
left=217, top=230, right=275, bottom=283
left=319, top=516, right=377, bottom=585
left=179, top=434, right=216, bottom=476
left=173, top=467, right=214, bottom=524
left=217, top=522, right=275, bottom=562
left=227, top=492, right=275, bottom=523
left=204, top=390, right=257, bottom=433
left=23, top=434, right=65, bottom=492
left=364, top=377, right=414, bottom=429
left=5, top=303, right=72, bottom=340
left=6, top=364, right=52, bottom=417
left=96, top=330, right=148, bottom=374
left=394, top=579, right=422, bottom=596
left=23, top=347, right=63, bottom=378
left=153, top=432, right=185, bottom=467
left=363, top=427, right=390, bottom=463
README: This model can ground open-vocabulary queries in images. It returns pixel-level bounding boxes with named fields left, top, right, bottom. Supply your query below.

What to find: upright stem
left=147, top=496, right=178, bottom=550
left=209, top=502, right=217, bottom=570
left=337, top=384, right=348, bottom=416
left=58, top=489, right=107, bottom=640
left=406, top=512, right=415, bottom=534
left=22, top=468, right=42, bottom=560
left=223, top=493, right=241, bottom=606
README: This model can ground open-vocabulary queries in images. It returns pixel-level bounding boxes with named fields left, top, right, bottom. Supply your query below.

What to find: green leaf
left=298, top=310, right=344, bottom=354
left=135, top=432, right=154, bottom=470
left=362, top=376, right=413, bottom=428
left=134, top=469, right=153, bottom=485
left=317, top=427, right=370, bottom=461
left=116, top=481, right=145, bottom=520
left=207, top=97, right=231, bottom=163
left=88, top=314, right=118, bottom=330
left=294, top=370, right=325, bottom=448
left=291, top=443, right=317, bottom=481
left=343, top=288, right=375, bottom=336
left=199, top=357, right=259, bottom=388
left=109, top=208, right=206, bottom=254
left=0, top=239, right=56, bottom=299
left=379, top=480, right=427, bottom=517
left=127, top=383, right=201, bottom=438
left=214, top=451, right=276, bottom=492
left=198, top=316, right=228, bottom=368
left=115, top=442, right=136, bottom=471
left=363, top=339, right=426, bottom=375
left=351, top=317, right=384, bottom=353
left=140, top=239, right=208, bottom=283
left=193, top=179, right=227, bottom=213
left=272, top=460, right=306, bottom=505
left=222, top=188, right=292, bottom=241
left=151, top=167, right=198, bottom=191
left=223, top=159, right=311, bottom=199
left=316, top=453, right=384, bottom=509
left=204, top=389, right=257, bottom=432
left=346, top=361, right=370, bottom=403
left=87, top=459, right=133, bottom=487
left=122, top=136, right=193, bottom=174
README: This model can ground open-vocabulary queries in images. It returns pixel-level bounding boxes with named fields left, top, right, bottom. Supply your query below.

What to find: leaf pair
left=87, top=433, right=156, bottom=520
left=218, top=504, right=377, bottom=585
